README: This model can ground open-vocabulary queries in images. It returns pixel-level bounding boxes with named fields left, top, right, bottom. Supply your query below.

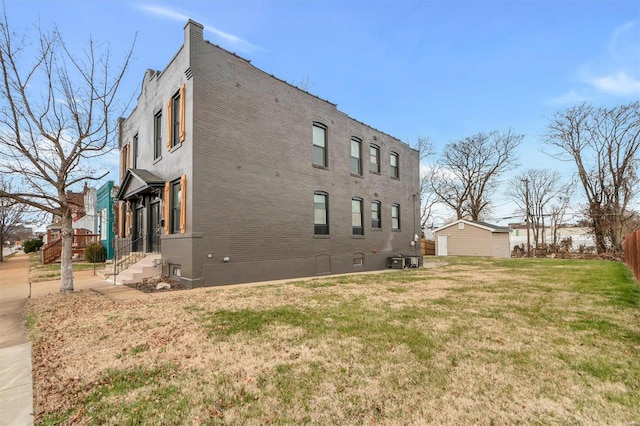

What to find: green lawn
left=29, top=257, right=640, bottom=425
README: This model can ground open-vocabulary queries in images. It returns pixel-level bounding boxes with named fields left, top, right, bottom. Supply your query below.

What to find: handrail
left=113, top=236, right=145, bottom=284
left=42, top=239, right=62, bottom=264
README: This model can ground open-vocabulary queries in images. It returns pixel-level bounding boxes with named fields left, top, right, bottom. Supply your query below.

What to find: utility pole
left=522, top=178, right=531, bottom=257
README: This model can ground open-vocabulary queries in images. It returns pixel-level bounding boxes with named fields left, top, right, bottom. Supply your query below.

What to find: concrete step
left=112, top=254, right=161, bottom=286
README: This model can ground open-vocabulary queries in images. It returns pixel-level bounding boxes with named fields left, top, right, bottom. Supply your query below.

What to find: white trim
left=433, top=219, right=510, bottom=234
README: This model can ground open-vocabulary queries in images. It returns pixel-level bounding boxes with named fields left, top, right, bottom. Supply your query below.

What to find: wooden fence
left=421, top=239, right=435, bottom=256
left=624, top=229, right=640, bottom=282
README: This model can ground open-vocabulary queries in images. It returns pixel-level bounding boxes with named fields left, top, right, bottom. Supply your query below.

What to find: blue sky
left=4, top=0, right=640, bottom=223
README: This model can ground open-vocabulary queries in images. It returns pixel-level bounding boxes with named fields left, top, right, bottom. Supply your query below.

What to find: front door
left=437, top=234, right=448, bottom=256
left=133, top=205, right=144, bottom=252
left=149, top=201, right=161, bottom=253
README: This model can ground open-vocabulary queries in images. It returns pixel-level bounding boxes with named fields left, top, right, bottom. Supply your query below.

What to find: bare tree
left=544, top=102, right=640, bottom=253
left=0, top=9, right=134, bottom=291
left=419, top=185, right=440, bottom=232
left=548, top=193, right=571, bottom=246
left=297, top=75, right=313, bottom=92
left=507, top=169, right=572, bottom=247
left=413, top=136, right=438, bottom=232
left=0, top=177, right=32, bottom=262
left=431, top=129, right=523, bottom=221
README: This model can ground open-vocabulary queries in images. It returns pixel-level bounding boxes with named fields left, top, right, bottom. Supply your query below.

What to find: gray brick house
left=116, top=20, right=421, bottom=287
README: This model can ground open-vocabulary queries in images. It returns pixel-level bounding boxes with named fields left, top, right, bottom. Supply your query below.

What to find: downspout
left=413, top=193, right=419, bottom=265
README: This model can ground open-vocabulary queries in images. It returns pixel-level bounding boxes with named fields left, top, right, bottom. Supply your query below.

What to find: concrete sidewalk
left=0, top=253, right=147, bottom=425
left=0, top=253, right=33, bottom=425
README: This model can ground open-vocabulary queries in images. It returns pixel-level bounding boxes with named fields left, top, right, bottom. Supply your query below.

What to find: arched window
left=391, top=204, right=401, bottom=230
left=371, top=200, right=381, bottom=229
left=312, top=123, right=328, bottom=167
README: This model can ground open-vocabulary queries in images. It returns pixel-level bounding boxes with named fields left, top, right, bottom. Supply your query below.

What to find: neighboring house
left=97, top=181, right=118, bottom=259
left=42, top=184, right=100, bottom=263
left=115, top=20, right=421, bottom=287
left=45, top=184, right=97, bottom=242
left=73, top=184, right=98, bottom=234
left=434, top=219, right=511, bottom=258
left=509, top=223, right=596, bottom=251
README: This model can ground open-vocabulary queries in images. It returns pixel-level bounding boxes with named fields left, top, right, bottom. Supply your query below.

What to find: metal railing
left=113, top=236, right=145, bottom=284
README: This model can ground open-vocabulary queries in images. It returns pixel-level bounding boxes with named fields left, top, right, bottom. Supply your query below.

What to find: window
left=350, top=138, right=362, bottom=175
left=100, top=208, right=107, bottom=240
left=370, top=144, right=380, bottom=173
left=132, top=134, right=138, bottom=168
left=172, top=93, right=181, bottom=148
left=353, top=255, right=364, bottom=267
left=120, top=143, right=129, bottom=180
left=371, top=201, right=381, bottom=229
left=392, top=204, right=401, bottom=230
left=390, top=152, right=399, bottom=178
left=352, top=197, right=363, bottom=235
left=314, top=192, right=329, bottom=235
left=125, top=202, right=132, bottom=237
left=167, top=84, right=186, bottom=150
left=119, top=203, right=126, bottom=237
left=312, top=123, right=327, bottom=167
left=170, top=264, right=182, bottom=278
left=165, top=175, right=186, bottom=234
left=170, top=180, right=181, bottom=234
left=154, top=111, right=162, bottom=160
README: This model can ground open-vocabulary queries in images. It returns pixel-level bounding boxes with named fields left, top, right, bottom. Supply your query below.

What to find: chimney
left=184, top=19, right=204, bottom=45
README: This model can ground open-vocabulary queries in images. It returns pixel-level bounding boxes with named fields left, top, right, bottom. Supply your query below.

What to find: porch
left=42, top=233, right=100, bottom=264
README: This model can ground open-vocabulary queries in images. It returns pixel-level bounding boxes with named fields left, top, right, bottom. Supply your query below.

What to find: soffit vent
left=185, top=68, right=193, bottom=80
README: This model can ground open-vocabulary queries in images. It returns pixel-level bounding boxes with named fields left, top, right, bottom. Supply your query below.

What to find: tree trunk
left=60, top=211, right=74, bottom=293
left=590, top=204, right=608, bottom=254
left=0, top=228, right=4, bottom=262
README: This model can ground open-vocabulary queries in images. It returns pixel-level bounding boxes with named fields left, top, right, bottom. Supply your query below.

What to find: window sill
left=391, top=229, right=401, bottom=232
left=369, top=170, right=381, bottom=176
left=370, top=228, right=382, bottom=231
left=313, top=234, right=330, bottom=239
left=170, top=142, right=183, bottom=153
left=352, top=235, right=365, bottom=239
left=350, top=173, right=363, bottom=179
left=153, top=156, right=162, bottom=165
left=162, top=232, right=203, bottom=239
left=391, top=176, right=400, bottom=181
left=312, top=164, right=329, bottom=170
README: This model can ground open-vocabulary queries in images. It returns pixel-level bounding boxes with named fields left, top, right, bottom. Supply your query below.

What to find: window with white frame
left=371, top=200, right=381, bottom=229
left=370, top=144, right=380, bottom=173
left=351, top=138, right=362, bottom=175
left=390, top=152, right=399, bottom=178
left=352, top=197, right=364, bottom=235
left=392, top=203, right=401, bottom=230
left=312, top=123, right=327, bottom=167
left=314, top=191, right=329, bottom=235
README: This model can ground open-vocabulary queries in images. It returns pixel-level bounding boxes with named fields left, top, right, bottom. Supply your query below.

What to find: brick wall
left=121, top=20, right=421, bottom=287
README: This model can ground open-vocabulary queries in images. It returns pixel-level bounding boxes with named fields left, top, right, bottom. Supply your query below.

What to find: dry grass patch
left=28, top=252, right=104, bottom=283
left=28, top=257, right=640, bottom=425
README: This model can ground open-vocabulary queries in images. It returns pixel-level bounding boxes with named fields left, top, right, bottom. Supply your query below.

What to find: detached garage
left=434, top=219, right=512, bottom=258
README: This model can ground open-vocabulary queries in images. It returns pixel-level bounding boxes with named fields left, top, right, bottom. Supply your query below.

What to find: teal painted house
left=97, top=181, right=117, bottom=259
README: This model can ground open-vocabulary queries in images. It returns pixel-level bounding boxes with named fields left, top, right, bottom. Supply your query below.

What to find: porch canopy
left=116, top=169, right=165, bottom=201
